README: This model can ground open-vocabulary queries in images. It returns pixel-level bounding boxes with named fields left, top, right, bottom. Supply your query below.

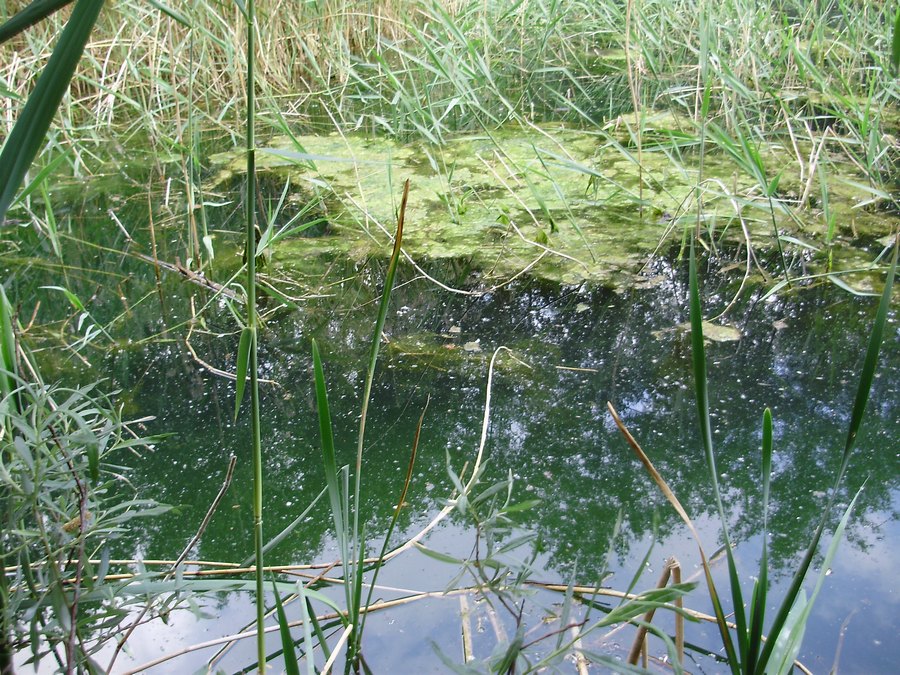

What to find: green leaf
left=40, top=285, right=84, bottom=311
left=87, top=441, right=99, bottom=483
left=312, top=339, right=341, bottom=529
left=240, top=487, right=327, bottom=568
left=146, top=0, right=191, bottom=27
left=0, top=0, right=74, bottom=45
left=771, top=485, right=864, bottom=675
left=0, top=286, right=17, bottom=404
left=233, top=327, right=252, bottom=422
left=840, top=237, right=897, bottom=476
left=272, top=582, right=300, bottom=675
left=503, top=499, right=542, bottom=513
left=747, top=408, right=773, bottom=671
left=311, top=338, right=351, bottom=618
left=689, top=239, right=740, bottom=672
left=413, top=542, right=466, bottom=565
left=296, top=581, right=316, bottom=675
left=14, top=149, right=71, bottom=206
left=892, top=6, right=900, bottom=75
left=496, top=532, right=537, bottom=555
left=0, top=0, right=104, bottom=223
left=758, top=238, right=898, bottom=672
left=96, top=546, right=110, bottom=585
left=257, top=281, right=299, bottom=310
left=827, top=275, right=878, bottom=297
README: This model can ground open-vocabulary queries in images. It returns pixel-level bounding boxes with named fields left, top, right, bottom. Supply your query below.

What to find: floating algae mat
left=210, top=118, right=897, bottom=289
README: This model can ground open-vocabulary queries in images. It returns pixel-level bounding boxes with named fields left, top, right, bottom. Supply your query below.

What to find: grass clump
left=608, top=233, right=898, bottom=673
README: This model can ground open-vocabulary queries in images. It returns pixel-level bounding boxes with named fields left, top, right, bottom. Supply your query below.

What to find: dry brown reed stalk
left=626, top=557, right=683, bottom=667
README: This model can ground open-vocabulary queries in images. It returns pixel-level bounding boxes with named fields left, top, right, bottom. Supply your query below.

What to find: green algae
left=208, top=121, right=898, bottom=290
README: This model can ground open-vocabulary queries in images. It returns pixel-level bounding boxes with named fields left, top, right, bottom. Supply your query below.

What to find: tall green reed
left=309, top=178, right=408, bottom=670
left=230, top=0, right=267, bottom=666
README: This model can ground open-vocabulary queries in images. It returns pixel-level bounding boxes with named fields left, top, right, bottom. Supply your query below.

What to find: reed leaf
left=346, top=178, right=408, bottom=660
left=311, top=338, right=351, bottom=614
left=353, top=176, right=409, bottom=476
left=272, top=581, right=301, bottom=675
left=756, top=237, right=898, bottom=672
left=146, top=0, right=191, bottom=27
left=768, top=485, right=864, bottom=675
left=892, top=6, right=900, bottom=75
left=296, top=579, right=316, bottom=675
left=0, top=0, right=74, bottom=45
left=0, top=0, right=104, bottom=224
left=746, top=408, right=773, bottom=672
left=240, top=486, right=327, bottom=568
left=839, top=237, right=899, bottom=475
left=0, top=286, right=17, bottom=405
left=688, top=238, right=743, bottom=669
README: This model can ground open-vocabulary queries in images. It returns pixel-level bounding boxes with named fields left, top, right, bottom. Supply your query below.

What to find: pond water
left=4, top=130, right=898, bottom=673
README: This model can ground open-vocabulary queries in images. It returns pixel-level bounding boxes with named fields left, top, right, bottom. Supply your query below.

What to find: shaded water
left=4, top=136, right=898, bottom=672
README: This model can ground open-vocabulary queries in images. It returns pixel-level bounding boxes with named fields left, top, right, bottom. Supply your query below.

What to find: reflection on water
left=91, top=259, right=898, bottom=672
left=3, top=158, right=897, bottom=672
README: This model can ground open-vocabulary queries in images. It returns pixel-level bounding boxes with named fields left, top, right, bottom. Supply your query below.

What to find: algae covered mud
left=208, top=116, right=897, bottom=293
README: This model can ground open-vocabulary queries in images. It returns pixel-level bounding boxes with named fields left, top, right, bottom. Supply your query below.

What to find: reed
left=610, top=232, right=898, bottom=673
left=306, top=178, right=408, bottom=671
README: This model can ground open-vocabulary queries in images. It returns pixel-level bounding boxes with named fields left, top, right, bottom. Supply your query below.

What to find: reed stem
left=242, top=0, right=265, bottom=668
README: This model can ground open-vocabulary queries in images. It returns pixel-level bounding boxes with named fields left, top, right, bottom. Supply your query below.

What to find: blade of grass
left=295, top=580, right=315, bottom=675
left=0, top=0, right=75, bottom=45
left=239, top=486, right=327, bottom=568
left=746, top=408, right=773, bottom=672
left=272, top=582, right=300, bottom=675
left=768, top=485, right=864, bottom=675
left=347, top=178, right=408, bottom=660
left=0, top=0, right=104, bottom=224
left=892, top=6, right=900, bottom=76
left=233, top=326, right=252, bottom=422
left=311, top=339, right=352, bottom=615
left=0, top=286, right=17, bottom=404
left=689, top=238, right=744, bottom=666
left=239, top=0, right=265, bottom=666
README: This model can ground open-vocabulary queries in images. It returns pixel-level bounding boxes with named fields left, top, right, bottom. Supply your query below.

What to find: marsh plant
left=608, top=235, right=898, bottom=674
left=0, top=289, right=171, bottom=672
left=1, top=0, right=898, bottom=672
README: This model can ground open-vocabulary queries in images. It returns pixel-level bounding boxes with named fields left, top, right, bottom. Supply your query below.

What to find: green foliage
left=892, top=6, right=900, bottom=75
left=307, top=180, right=409, bottom=670
left=0, top=0, right=103, bottom=224
left=0, top=0, right=896, bottom=671
left=1, top=369, right=170, bottom=671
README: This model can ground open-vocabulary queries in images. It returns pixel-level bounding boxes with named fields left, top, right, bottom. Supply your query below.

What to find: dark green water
left=4, top=150, right=898, bottom=673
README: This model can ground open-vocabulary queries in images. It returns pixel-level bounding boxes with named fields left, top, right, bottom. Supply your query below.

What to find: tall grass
left=308, top=178, right=407, bottom=670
